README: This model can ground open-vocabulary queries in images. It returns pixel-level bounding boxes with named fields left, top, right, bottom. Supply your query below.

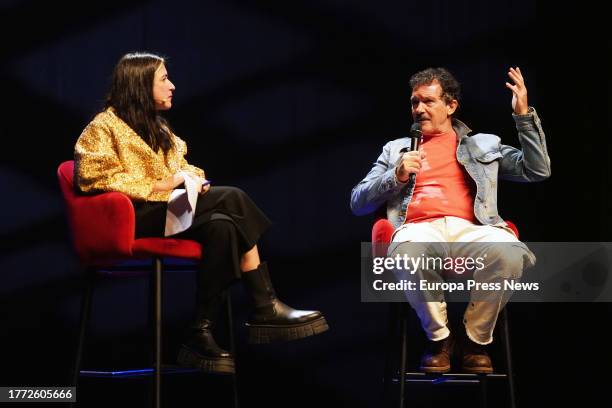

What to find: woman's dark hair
left=409, top=67, right=461, bottom=105
left=104, top=52, right=174, bottom=153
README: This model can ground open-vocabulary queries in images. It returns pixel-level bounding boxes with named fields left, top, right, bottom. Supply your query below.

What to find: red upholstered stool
left=57, top=160, right=238, bottom=408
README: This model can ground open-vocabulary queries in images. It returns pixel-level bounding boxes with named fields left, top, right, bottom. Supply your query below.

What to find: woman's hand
left=181, top=171, right=209, bottom=194
left=153, top=173, right=185, bottom=192
left=200, top=179, right=211, bottom=194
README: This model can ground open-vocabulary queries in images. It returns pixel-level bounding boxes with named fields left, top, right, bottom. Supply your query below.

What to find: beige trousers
left=389, top=216, right=534, bottom=345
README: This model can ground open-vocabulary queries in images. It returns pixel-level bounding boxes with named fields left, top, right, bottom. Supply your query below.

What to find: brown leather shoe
left=461, top=334, right=493, bottom=374
left=420, top=334, right=453, bottom=373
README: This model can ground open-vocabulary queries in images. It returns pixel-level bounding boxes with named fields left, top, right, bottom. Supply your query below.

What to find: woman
left=74, top=52, right=328, bottom=374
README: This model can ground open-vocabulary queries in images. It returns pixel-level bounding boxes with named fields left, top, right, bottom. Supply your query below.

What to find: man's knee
left=484, top=244, right=535, bottom=279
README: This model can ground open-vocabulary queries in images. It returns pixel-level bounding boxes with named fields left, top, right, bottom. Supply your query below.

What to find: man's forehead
left=411, top=81, right=442, bottom=99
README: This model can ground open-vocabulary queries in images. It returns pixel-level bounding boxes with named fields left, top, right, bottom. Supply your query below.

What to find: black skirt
left=133, top=186, right=272, bottom=301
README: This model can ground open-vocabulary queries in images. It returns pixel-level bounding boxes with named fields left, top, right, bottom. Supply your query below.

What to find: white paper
left=164, top=172, right=204, bottom=237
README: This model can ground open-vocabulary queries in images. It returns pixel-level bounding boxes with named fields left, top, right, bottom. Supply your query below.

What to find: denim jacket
left=350, top=107, right=551, bottom=229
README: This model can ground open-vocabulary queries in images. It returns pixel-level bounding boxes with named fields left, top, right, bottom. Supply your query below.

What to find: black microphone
left=401, top=122, right=422, bottom=183
left=409, top=122, right=422, bottom=150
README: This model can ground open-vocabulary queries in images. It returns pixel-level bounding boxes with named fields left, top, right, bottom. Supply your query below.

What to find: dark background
left=1, top=0, right=610, bottom=407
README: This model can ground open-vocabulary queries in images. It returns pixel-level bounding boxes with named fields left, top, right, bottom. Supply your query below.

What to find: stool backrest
left=57, top=160, right=135, bottom=262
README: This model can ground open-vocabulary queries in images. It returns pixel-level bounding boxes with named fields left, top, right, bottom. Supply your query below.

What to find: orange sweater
left=406, top=130, right=476, bottom=224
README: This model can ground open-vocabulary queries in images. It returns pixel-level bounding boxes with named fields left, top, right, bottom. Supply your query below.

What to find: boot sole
left=177, top=346, right=235, bottom=375
left=420, top=365, right=451, bottom=373
left=246, top=316, right=329, bottom=344
left=462, top=366, right=494, bottom=374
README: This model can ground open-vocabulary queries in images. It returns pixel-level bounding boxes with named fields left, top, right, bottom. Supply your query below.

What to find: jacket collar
left=452, top=118, right=472, bottom=139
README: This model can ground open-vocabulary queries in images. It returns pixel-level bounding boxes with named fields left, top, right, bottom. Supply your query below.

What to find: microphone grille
left=410, top=122, right=422, bottom=137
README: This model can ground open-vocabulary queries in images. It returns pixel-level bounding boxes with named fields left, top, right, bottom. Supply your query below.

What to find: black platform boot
left=242, top=262, right=329, bottom=344
left=177, top=294, right=235, bottom=374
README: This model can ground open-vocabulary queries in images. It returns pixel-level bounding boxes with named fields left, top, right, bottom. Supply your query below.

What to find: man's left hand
left=505, top=67, right=529, bottom=115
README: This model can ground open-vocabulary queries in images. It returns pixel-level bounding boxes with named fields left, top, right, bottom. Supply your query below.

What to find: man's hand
left=396, top=150, right=426, bottom=182
left=505, top=67, right=529, bottom=115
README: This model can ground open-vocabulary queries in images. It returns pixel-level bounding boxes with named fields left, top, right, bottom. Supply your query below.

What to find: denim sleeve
left=499, top=107, right=551, bottom=182
left=350, top=142, right=407, bottom=216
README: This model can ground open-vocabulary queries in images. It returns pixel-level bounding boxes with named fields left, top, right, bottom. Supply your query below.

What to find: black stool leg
left=226, top=291, right=239, bottom=408
left=479, top=374, right=488, bottom=408
left=501, top=308, right=516, bottom=408
left=398, top=307, right=407, bottom=408
left=71, top=268, right=95, bottom=407
left=384, top=303, right=397, bottom=406
left=152, top=258, right=163, bottom=408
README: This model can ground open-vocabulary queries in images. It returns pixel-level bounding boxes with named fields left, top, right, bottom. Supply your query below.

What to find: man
left=351, top=67, right=550, bottom=373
